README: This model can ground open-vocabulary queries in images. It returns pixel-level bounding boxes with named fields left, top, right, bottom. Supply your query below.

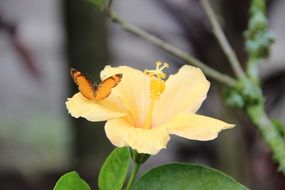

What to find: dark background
left=0, top=0, right=285, bottom=189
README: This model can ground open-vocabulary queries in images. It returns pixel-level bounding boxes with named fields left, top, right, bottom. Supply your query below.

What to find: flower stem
left=106, top=9, right=237, bottom=87
left=125, top=162, right=141, bottom=190
left=200, top=0, right=245, bottom=79
left=104, top=2, right=285, bottom=174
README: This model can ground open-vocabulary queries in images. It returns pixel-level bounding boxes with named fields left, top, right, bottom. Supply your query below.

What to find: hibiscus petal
left=165, top=112, right=234, bottom=141
left=153, top=65, right=210, bottom=126
left=105, top=118, right=170, bottom=155
left=66, top=93, right=126, bottom=122
left=100, top=65, right=150, bottom=128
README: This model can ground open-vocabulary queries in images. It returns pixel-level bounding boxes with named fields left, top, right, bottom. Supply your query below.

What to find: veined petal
left=153, top=65, right=210, bottom=126
left=66, top=93, right=126, bottom=122
left=100, top=65, right=150, bottom=128
left=164, top=112, right=234, bottom=141
left=105, top=118, right=170, bottom=155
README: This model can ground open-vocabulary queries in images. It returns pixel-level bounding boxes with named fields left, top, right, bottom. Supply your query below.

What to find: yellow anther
left=145, top=61, right=169, bottom=80
left=143, top=61, right=169, bottom=129
left=156, top=61, right=162, bottom=68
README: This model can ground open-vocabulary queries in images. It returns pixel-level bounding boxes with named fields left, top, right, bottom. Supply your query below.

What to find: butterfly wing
left=70, top=68, right=97, bottom=100
left=94, top=74, right=122, bottom=100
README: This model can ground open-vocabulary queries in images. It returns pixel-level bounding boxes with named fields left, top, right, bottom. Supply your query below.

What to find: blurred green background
left=0, top=0, right=285, bottom=189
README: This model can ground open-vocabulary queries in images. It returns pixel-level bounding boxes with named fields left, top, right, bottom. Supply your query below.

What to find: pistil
left=143, top=61, right=168, bottom=129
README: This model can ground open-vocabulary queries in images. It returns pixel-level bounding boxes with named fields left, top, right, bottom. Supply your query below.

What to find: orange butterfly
left=70, top=68, right=122, bottom=101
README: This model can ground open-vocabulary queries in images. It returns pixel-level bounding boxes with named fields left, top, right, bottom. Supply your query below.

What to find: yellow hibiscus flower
left=66, top=62, right=234, bottom=155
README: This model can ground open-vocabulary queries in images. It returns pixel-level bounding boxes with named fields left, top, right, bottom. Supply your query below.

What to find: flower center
left=143, top=61, right=169, bottom=129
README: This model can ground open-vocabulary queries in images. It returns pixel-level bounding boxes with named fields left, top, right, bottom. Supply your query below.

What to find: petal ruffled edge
left=105, top=118, right=170, bottom=155
left=153, top=65, right=210, bottom=126
left=100, top=65, right=151, bottom=128
left=66, top=93, right=126, bottom=122
left=163, top=112, right=234, bottom=141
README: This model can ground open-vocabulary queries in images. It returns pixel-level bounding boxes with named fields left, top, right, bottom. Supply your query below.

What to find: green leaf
left=88, top=0, right=110, bottom=10
left=99, top=147, right=130, bottom=190
left=224, top=77, right=263, bottom=109
left=133, top=163, right=248, bottom=190
left=53, top=171, right=91, bottom=190
left=224, top=88, right=245, bottom=108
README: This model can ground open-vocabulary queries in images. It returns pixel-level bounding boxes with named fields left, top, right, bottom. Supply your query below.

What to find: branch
left=244, top=0, right=274, bottom=83
left=106, top=10, right=237, bottom=87
left=105, top=4, right=285, bottom=174
left=200, top=0, right=245, bottom=79
left=244, top=0, right=285, bottom=172
left=247, top=105, right=285, bottom=172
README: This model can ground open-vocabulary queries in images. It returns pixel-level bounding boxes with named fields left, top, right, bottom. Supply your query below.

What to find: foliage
left=53, top=171, right=91, bottom=190
left=54, top=149, right=247, bottom=190
left=224, top=0, right=285, bottom=173
left=272, top=119, right=285, bottom=139
left=98, top=147, right=130, bottom=190
left=224, top=77, right=263, bottom=109
left=133, top=163, right=248, bottom=190
left=87, top=0, right=109, bottom=10
left=53, top=0, right=285, bottom=189
left=244, top=0, right=275, bottom=83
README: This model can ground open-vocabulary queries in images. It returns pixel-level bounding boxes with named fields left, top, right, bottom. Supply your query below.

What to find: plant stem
left=125, top=162, right=141, bottom=190
left=105, top=5, right=285, bottom=174
left=243, top=0, right=285, bottom=173
left=247, top=104, right=285, bottom=172
left=244, top=0, right=274, bottom=84
left=107, top=10, right=237, bottom=87
left=200, top=0, right=245, bottom=79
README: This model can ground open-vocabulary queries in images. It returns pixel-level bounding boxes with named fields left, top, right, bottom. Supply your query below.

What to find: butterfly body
left=70, top=68, right=122, bottom=101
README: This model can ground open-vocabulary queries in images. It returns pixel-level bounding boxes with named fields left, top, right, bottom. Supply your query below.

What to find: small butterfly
left=70, top=68, right=122, bottom=101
